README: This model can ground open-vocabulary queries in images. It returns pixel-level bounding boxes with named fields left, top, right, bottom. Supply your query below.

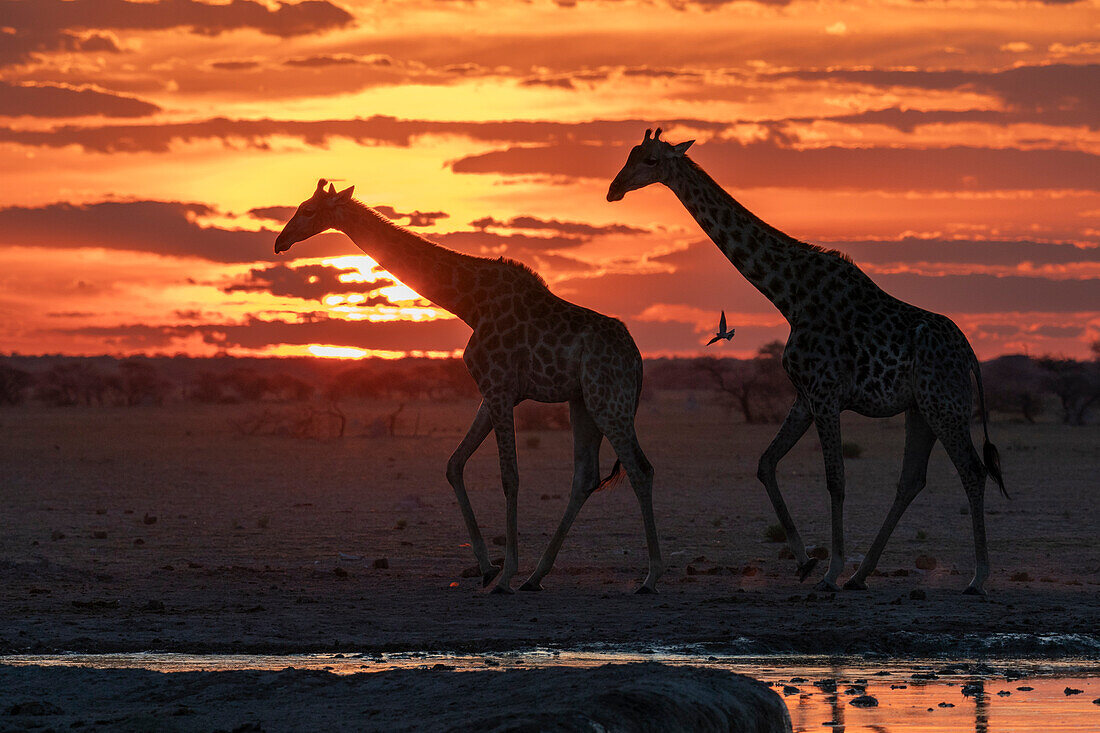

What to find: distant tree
left=983, top=355, right=1046, bottom=423
left=0, top=363, right=33, bottom=406
left=36, top=362, right=111, bottom=406
left=691, top=342, right=792, bottom=423
left=1036, top=356, right=1100, bottom=425
left=118, top=359, right=172, bottom=406
left=267, top=372, right=315, bottom=402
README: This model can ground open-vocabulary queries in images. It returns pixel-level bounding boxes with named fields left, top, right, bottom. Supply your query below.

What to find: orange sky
left=1, top=0, right=1097, bottom=359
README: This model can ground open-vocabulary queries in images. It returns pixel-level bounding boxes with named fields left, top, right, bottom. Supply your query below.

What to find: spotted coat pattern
left=276, top=183, right=662, bottom=593
left=608, top=134, right=1006, bottom=595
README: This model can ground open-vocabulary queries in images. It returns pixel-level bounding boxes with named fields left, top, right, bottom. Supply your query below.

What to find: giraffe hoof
left=796, top=558, right=819, bottom=582
left=962, top=585, right=986, bottom=597
left=814, top=580, right=840, bottom=593
left=843, top=578, right=868, bottom=591
left=489, top=584, right=515, bottom=595
left=634, top=585, right=658, bottom=595
left=481, top=566, right=503, bottom=588
left=518, top=580, right=544, bottom=592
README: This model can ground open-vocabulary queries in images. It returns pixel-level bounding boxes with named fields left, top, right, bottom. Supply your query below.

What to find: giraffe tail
left=972, top=357, right=1009, bottom=500
left=594, top=459, right=626, bottom=492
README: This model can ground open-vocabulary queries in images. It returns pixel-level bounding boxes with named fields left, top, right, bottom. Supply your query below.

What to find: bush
left=764, top=524, right=786, bottom=542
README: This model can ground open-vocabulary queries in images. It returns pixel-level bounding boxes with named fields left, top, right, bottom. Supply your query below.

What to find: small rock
left=938, top=702, right=955, bottom=708
left=133, top=538, right=144, bottom=546
left=143, top=513, right=157, bottom=525
left=1064, top=687, right=1083, bottom=696
left=372, top=558, right=389, bottom=569
left=909, top=589, right=927, bottom=600
left=50, top=530, right=65, bottom=541
left=997, top=690, right=1011, bottom=696
left=849, top=695, right=878, bottom=708
left=961, top=683, right=984, bottom=697
left=1011, top=572, right=1032, bottom=582
left=91, top=530, right=107, bottom=539
left=1092, top=697, right=1100, bottom=705
left=782, top=686, right=800, bottom=696
left=540, top=494, right=551, bottom=500
left=492, top=535, right=506, bottom=546
left=141, top=600, right=165, bottom=612
left=333, top=567, right=348, bottom=578
left=814, top=679, right=837, bottom=693
left=914, top=555, right=937, bottom=570
left=1017, top=686, right=1034, bottom=691
left=890, top=568, right=910, bottom=577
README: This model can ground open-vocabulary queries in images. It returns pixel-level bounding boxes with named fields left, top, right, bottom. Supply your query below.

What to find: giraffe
left=274, top=179, right=663, bottom=594
left=608, top=129, right=1007, bottom=595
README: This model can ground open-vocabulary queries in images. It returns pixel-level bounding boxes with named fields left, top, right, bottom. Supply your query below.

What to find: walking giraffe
left=275, top=180, right=663, bottom=593
left=608, top=130, right=1006, bottom=594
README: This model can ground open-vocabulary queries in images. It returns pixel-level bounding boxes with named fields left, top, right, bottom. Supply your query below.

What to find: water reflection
left=0, top=651, right=1095, bottom=732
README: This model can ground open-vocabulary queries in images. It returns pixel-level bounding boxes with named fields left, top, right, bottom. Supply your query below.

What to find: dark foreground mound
left=0, top=662, right=791, bottom=732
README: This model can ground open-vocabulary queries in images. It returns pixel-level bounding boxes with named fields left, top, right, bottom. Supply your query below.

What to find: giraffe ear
left=316, top=178, right=327, bottom=191
left=671, top=140, right=694, bottom=156
left=334, top=185, right=355, bottom=202
left=326, top=183, right=336, bottom=195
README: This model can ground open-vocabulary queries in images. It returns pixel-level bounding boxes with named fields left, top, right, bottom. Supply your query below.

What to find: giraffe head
left=274, top=178, right=355, bottom=254
left=606, top=128, right=694, bottom=202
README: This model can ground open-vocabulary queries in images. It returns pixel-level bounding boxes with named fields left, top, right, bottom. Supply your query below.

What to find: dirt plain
left=0, top=396, right=1097, bottom=658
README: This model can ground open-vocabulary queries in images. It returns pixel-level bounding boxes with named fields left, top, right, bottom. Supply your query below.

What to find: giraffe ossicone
left=275, top=180, right=664, bottom=594
left=609, top=128, right=1007, bottom=595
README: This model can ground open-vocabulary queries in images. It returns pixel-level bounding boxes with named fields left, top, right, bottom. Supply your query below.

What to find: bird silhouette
left=706, top=310, right=735, bottom=346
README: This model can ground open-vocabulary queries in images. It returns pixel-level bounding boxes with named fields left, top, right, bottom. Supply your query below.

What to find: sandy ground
left=1, top=397, right=1097, bottom=657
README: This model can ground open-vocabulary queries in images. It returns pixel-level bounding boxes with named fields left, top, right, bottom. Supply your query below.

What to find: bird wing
left=718, top=310, right=727, bottom=332
left=706, top=335, right=721, bottom=346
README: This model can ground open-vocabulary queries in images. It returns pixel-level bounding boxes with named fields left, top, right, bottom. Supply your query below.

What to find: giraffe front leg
left=814, top=410, right=846, bottom=592
left=446, top=402, right=499, bottom=587
left=757, top=398, right=815, bottom=580
left=488, top=402, right=520, bottom=595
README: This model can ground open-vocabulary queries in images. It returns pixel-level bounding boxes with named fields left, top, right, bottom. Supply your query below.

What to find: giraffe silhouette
left=608, top=129, right=1006, bottom=594
left=275, top=180, right=663, bottom=593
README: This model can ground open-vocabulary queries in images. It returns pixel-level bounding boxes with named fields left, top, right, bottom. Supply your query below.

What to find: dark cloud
left=373, top=206, right=449, bottom=227
left=209, top=60, right=261, bottom=71
left=1, top=0, right=355, bottom=38
left=248, top=206, right=295, bottom=223
left=0, top=199, right=356, bottom=263
left=452, top=138, right=1100, bottom=192
left=435, top=230, right=585, bottom=255
left=554, top=239, right=1100, bottom=320
left=283, top=53, right=394, bottom=67
left=222, top=263, right=397, bottom=302
left=777, top=64, right=1100, bottom=131
left=828, top=238, right=1100, bottom=267
left=0, top=81, right=160, bottom=118
left=0, top=115, right=726, bottom=154
left=61, top=314, right=471, bottom=352
left=0, top=29, right=123, bottom=66
left=471, top=215, right=648, bottom=237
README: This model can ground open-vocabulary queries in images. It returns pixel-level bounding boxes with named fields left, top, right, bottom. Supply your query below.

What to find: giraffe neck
left=665, top=157, right=819, bottom=322
left=335, top=201, right=484, bottom=326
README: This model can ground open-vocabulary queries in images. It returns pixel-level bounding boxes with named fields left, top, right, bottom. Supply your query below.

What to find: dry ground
left=1, top=397, right=1097, bottom=656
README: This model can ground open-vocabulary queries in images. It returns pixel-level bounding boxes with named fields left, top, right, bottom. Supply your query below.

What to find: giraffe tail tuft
left=594, top=460, right=626, bottom=492
left=983, top=439, right=1009, bottom=500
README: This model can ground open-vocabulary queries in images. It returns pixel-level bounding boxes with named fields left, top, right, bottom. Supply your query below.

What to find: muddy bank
left=0, top=662, right=791, bottom=733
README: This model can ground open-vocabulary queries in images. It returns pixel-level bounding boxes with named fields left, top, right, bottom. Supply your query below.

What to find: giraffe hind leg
left=845, top=409, right=936, bottom=590
left=520, top=400, right=603, bottom=591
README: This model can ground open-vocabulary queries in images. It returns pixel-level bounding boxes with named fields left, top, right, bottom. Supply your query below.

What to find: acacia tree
left=692, top=340, right=792, bottom=423
left=0, top=363, right=33, bottom=406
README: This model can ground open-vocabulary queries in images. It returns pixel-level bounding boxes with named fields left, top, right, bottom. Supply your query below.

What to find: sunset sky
left=1, top=0, right=1097, bottom=360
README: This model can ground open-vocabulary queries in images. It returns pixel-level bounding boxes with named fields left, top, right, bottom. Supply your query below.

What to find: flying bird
left=707, top=310, right=735, bottom=345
